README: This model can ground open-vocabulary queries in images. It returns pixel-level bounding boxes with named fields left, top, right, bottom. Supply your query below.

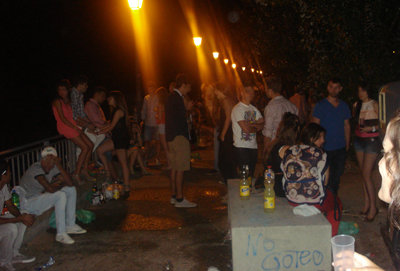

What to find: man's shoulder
left=21, top=162, right=43, bottom=181
left=232, top=102, right=243, bottom=111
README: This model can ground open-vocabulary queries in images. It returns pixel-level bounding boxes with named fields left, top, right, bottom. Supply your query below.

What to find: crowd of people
left=1, top=71, right=400, bottom=270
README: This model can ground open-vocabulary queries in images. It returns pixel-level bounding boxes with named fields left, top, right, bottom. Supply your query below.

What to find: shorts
left=168, top=136, right=190, bottom=171
left=144, top=125, right=158, bottom=141
left=353, top=136, right=382, bottom=154
left=158, top=124, right=165, bottom=135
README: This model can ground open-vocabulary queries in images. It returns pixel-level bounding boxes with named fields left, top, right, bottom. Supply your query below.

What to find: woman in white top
left=352, top=82, right=381, bottom=221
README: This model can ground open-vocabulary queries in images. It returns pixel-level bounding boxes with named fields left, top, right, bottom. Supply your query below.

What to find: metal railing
left=0, top=136, right=76, bottom=187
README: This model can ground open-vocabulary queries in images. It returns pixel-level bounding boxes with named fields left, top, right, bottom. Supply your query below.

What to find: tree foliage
left=234, top=0, right=400, bottom=102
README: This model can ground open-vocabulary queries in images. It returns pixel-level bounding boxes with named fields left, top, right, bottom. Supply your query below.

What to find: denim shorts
left=353, top=136, right=382, bottom=154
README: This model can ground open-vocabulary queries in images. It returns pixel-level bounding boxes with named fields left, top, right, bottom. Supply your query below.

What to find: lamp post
left=128, top=0, right=143, bottom=10
left=251, top=68, right=255, bottom=73
left=212, top=52, right=219, bottom=59
left=232, top=63, right=236, bottom=69
left=242, top=67, right=246, bottom=71
left=223, top=58, right=229, bottom=64
left=193, top=37, right=202, bottom=47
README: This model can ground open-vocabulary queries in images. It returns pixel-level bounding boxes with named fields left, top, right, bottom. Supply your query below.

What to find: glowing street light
left=242, top=67, right=246, bottom=71
left=232, top=63, right=237, bottom=69
left=256, top=70, right=260, bottom=74
left=251, top=68, right=255, bottom=73
left=224, top=58, right=229, bottom=64
left=260, top=70, right=263, bottom=74
left=212, top=52, right=219, bottom=59
left=193, top=37, right=202, bottom=47
left=128, top=0, right=143, bottom=10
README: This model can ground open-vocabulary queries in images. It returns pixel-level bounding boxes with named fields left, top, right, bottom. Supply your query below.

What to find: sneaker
left=12, top=253, right=36, bottom=264
left=55, top=233, right=75, bottom=245
left=170, top=197, right=177, bottom=205
left=175, top=198, right=197, bottom=208
left=66, top=224, right=87, bottom=235
left=0, top=262, right=15, bottom=271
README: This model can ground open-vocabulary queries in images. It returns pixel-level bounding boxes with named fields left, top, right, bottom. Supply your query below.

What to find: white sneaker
left=0, top=262, right=15, bottom=271
left=55, top=233, right=75, bottom=245
left=174, top=198, right=197, bottom=208
left=66, top=224, right=87, bottom=235
left=170, top=197, right=177, bottom=205
left=12, top=253, right=36, bottom=264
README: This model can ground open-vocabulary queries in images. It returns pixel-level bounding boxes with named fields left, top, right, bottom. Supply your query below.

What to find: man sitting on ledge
left=20, top=147, right=86, bottom=245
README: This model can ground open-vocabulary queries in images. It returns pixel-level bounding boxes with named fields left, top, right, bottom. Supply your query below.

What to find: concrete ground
left=14, top=148, right=394, bottom=271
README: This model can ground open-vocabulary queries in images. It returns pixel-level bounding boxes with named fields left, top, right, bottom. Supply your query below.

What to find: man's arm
left=344, top=119, right=350, bottom=151
left=53, top=157, right=74, bottom=186
left=312, top=117, right=320, bottom=124
left=237, top=120, right=252, bottom=133
left=1, top=199, right=35, bottom=226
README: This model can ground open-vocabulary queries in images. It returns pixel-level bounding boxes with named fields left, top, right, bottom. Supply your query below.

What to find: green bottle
left=11, top=189, right=20, bottom=209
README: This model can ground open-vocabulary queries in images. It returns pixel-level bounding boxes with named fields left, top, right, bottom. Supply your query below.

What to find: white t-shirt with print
left=231, top=102, right=262, bottom=149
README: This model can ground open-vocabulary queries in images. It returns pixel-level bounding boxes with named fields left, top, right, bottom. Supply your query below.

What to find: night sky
left=1, top=0, right=240, bottom=150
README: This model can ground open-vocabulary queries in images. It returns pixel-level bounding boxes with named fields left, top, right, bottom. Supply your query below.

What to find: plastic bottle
left=11, top=189, right=20, bottom=209
left=264, top=166, right=275, bottom=213
left=240, top=171, right=250, bottom=200
left=245, top=165, right=252, bottom=189
left=1, top=203, right=9, bottom=215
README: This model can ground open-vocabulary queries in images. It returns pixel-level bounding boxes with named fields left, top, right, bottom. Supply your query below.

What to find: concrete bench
left=228, top=179, right=332, bottom=271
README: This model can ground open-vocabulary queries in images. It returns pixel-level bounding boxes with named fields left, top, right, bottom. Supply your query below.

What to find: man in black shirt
left=165, top=74, right=197, bottom=208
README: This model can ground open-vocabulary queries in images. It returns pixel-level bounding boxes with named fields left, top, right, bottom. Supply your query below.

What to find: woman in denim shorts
left=352, top=82, right=381, bottom=221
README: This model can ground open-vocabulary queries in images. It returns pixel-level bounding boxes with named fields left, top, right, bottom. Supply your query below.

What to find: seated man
left=20, top=147, right=86, bottom=245
left=0, top=159, right=35, bottom=271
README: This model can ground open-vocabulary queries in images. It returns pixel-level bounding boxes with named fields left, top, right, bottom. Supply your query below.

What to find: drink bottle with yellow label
left=264, top=166, right=275, bottom=212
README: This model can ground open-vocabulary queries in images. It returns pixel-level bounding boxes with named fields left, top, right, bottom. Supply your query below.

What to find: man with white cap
left=20, top=146, right=86, bottom=245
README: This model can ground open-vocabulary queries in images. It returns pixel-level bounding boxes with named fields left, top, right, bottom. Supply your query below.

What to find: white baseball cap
left=41, top=146, right=58, bottom=159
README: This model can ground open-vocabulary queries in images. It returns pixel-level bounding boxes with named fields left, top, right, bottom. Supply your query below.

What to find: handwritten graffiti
left=246, top=233, right=324, bottom=271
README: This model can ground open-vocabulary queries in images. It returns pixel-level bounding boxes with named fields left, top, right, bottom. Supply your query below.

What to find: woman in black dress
left=96, top=91, right=131, bottom=193
left=215, top=83, right=236, bottom=183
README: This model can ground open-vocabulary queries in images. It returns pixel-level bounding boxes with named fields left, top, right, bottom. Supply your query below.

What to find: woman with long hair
left=353, top=82, right=381, bottom=221
left=96, top=91, right=131, bottom=193
left=280, top=123, right=342, bottom=235
left=378, top=116, right=400, bottom=268
left=52, top=79, right=94, bottom=183
left=265, top=112, right=301, bottom=197
left=215, top=82, right=236, bottom=183
left=155, top=87, right=170, bottom=167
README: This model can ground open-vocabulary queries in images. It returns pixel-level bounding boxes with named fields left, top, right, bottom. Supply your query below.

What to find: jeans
left=235, top=147, right=258, bottom=178
left=326, top=148, right=347, bottom=195
left=24, top=186, right=77, bottom=234
left=0, top=215, right=26, bottom=264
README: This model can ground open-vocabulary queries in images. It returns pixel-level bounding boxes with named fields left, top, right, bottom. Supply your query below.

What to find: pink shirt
left=84, top=98, right=106, bottom=128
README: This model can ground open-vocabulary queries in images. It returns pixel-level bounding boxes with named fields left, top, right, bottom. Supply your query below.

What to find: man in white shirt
left=0, top=160, right=35, bottom=271
left=231, top=82, right=264, bottom=178
left=262, top=76, right=298, bottom=155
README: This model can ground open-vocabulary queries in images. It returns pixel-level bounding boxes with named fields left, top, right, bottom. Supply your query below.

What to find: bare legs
left=159, top=133, right=169, bottom=167
left=128, top=148, right=149, bottom=175
left=170, top=169, right=183, bottom=199
left=97, top=139, right=130, bottom=190
left=70, top=133, right=94, bottom=182
left=355, top=151, right=378, bottom=220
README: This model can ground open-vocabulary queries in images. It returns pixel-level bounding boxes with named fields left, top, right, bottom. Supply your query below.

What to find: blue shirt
left=313, top=98, right=351, bottom=151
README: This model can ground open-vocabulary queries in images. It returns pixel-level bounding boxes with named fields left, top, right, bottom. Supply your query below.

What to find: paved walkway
left=15, top=148, right=394, bottom=270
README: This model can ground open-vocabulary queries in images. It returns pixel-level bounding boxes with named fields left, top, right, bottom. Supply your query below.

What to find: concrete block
left=228, top=179, right=332, bottom=271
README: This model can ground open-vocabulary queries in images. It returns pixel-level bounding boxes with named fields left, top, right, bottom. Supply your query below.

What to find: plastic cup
left=331, top=234, right=355, bottom=271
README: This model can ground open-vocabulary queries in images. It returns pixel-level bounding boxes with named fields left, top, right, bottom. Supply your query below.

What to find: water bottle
left=264, top=166, right=275, bottom=213
left=11, top=189, right=20, bottom=209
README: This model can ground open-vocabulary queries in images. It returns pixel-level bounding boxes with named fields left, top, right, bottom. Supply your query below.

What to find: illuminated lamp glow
left=128, top=0, right=143, bottom=10
left=193, top=37, right=202, bottom=47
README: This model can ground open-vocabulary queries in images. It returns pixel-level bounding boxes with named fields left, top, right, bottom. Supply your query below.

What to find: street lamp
left=224, top=58, right=229, bottom=64
left=260, top=71, right=263, bottom=75
left=242, top=67, right=246, bottom=71
left=232, top=63, right=237, bottom=69
left=212, top=52, right=219, bottom=59
left=251, top=68, right=255, bottom=73
left=256, top=70, right=260, bottom=74
left=193, top=37, right=202, bottom=47
left=128, top=0, right=143, bottom=10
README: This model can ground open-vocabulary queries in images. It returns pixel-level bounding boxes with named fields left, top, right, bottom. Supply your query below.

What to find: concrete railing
left=0, top=135, right=76, bottom=187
